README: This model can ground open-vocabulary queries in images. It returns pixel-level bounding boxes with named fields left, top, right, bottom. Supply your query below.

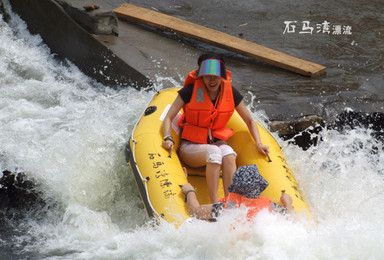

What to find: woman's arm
left=182, top=183, right=214, bottom=220
left=235, top=101, right=269, bottom=155
left=162, top=95, right=185, bottom=150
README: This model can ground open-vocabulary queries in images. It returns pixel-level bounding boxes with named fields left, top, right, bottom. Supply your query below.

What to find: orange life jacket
left=179, top=69, right=235, bottom=144
left=222, top=192, right=272, bottom=220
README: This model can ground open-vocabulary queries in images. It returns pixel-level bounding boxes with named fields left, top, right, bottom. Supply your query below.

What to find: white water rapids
left=1, top=8, right=384, bottom=260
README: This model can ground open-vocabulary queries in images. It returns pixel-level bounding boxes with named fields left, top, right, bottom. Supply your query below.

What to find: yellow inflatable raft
left=126, top=88, right=309, bottom=225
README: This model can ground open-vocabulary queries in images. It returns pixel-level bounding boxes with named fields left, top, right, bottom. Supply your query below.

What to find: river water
left=1, top=1, right=384, bottom=259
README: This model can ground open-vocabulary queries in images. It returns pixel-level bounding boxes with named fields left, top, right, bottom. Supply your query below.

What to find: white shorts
left=179, top=140, right=237, bottom=167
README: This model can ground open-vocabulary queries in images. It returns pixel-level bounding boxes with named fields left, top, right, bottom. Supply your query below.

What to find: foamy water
left=1, top=6, right=384, bottom=260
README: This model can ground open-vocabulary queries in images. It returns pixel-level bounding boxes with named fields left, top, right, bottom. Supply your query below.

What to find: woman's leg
left=222, top=154, right=236, bottom=196
left=216, top=141, right=237, bottom=196
left=206, top=162, right=221, bottom=203
left=179, top=141, right=223, bottom=202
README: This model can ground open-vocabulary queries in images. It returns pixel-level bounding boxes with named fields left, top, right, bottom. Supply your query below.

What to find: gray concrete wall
left=7, top=0, right=151, bottom=88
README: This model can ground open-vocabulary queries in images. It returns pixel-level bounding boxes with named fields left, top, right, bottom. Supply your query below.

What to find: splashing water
left=1, top=8, right=384, bottom=260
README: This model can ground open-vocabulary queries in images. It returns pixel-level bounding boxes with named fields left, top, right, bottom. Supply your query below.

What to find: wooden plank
left=114, top=4, right=326, bottom=77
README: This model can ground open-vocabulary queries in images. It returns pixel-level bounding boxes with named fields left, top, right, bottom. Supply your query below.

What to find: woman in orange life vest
left=162, top=54, right=269, bottom=203
left=181, top=164, right=294, bottom=221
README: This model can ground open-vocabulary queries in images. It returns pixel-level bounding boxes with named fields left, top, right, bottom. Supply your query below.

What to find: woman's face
left=203, top=75, right=222, bottom=93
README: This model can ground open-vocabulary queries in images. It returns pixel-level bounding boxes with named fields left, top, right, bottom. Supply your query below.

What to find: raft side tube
left=126, top=139, right=155, bottom=219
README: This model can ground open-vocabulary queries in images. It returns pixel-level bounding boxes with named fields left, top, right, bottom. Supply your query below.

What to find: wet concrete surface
left=8, top=0, right=384, bottom=122
left=91, top=0, right=384, bottom=122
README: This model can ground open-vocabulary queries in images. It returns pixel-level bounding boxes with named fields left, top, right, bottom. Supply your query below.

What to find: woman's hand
left=280, top=192, right=294, bottom=214
left=257, top=143, right=269, bottom=156
left=280, top=192, right=293, bottom=207
left=162, top=139, right=174, bottom=150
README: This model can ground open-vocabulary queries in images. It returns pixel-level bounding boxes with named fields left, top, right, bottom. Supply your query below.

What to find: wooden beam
left=114, top=4, right=326, bottom=77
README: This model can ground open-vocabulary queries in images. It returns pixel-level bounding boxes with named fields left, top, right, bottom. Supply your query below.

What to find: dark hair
left=197, top=53, right=226, bottom=66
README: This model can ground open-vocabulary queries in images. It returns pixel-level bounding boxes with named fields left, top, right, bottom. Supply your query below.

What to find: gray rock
left=56, top=0, right=118, bottom=35
left=268, top=115, right=324, bottom=136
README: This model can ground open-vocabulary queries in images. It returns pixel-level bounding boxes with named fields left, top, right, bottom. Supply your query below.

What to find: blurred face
left=203, top=75, right=222, bottom=93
